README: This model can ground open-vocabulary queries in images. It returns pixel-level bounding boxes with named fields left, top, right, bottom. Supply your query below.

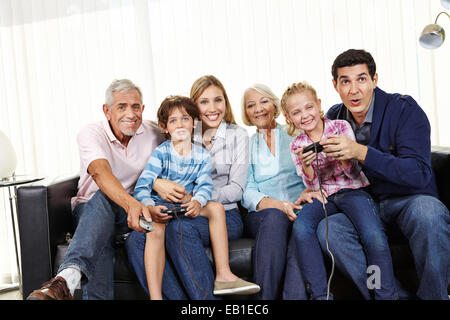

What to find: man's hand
left=182, top=200, right=201, bottom=218
left=126, top=199, right=153, bottom=232
left=322, top=135, right=368, bottom=163
left=295, top=188, right=328, bottom=205
left=153, top=179, right=187, bottom=203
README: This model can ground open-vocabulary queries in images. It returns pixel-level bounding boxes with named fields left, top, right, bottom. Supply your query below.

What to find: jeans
left=244, top=208, right=307, bottom=300
left=293, top=188, right=397, bottom=300
left=58, top=190, right=131, bottom=300
left=125, top=230, right=188, bottom=299
left=317, top=194, right=450, bottom=300
left=127, top=208, right=244, bottom=300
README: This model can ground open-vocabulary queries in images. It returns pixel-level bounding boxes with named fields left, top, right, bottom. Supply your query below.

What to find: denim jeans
left=125, top=230, right=189, bottom=299
left=125, top=201, right=189, bottom=299
left=317, top=194, right=450, bottom=300
left=293, top=188, right=397, bottom=300
left=244, top=208, right=307, bottom=300
left=127, top=207, right=244, bottom=300
left=58, top=190, right=131, bottom=300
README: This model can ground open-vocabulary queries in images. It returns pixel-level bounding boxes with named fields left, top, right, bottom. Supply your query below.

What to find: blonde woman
left=126, top=75, right=256, bottom=299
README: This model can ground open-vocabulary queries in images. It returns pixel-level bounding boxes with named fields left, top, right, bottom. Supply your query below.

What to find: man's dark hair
left=331, top=49, right=377, bottom=82
left=157, top=95, right=199, bottom=138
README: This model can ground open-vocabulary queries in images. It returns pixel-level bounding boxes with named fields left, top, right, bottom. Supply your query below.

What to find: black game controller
left=302, top=141, right=324, bottom=154
left=161, top=206, right=188, bottom=217
left=139, top=216, right=154, bottom=232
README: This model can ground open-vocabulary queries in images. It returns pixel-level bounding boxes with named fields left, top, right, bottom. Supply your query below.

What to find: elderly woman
left=241, top=84, right=323, bottom=299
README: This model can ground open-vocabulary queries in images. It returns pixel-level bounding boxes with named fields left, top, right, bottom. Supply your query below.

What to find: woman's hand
left=295, top=188, right=328, bottom=205
left=153, top=179, right=187, bottom=203
left=278, top=200, right=302, bottom=222
left=257, top=197, right=301, bottom=222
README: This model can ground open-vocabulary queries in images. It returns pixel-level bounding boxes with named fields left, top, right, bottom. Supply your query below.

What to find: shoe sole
left=213, top=285, right=260, bottom=296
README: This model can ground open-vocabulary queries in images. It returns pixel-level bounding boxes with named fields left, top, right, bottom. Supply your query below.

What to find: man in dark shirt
left=318, top=49, right=449, bottom=300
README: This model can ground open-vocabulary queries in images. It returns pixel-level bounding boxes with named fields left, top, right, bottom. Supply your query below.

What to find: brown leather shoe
left=27, top=276, right=74, bottom=300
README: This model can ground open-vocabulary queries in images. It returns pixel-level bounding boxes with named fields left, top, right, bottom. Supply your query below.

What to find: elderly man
left=27, top=79, right=171, bottom=299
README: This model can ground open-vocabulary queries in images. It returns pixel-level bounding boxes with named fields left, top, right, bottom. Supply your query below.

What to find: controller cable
left=312, top=144, right=335, bottom=300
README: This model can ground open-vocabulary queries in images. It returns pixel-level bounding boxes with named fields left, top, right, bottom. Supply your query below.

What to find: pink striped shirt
left=290, top=118, right=369, bottom=196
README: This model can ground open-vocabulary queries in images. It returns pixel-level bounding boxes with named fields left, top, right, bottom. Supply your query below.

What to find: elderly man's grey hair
left=105, top=79, right=143, bottom=108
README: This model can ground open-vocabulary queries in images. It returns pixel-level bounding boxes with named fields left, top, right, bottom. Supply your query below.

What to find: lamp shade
left=419, top=23, right=446, bottom=49
left=0, top=130, right=17, bottom=178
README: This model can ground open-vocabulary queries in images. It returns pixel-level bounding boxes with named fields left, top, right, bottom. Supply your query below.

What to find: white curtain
left=0, top=0, right=449, bottom=286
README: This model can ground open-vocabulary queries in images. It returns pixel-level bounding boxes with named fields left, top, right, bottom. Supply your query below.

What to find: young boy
left=133, top=95, right=259, bottom=299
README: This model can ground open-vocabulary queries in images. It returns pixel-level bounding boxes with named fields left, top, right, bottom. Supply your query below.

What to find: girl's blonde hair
left=190, top=75, right=236, bottom=124
left=280, top=81, right=323, bottom=136
left=241, top=84, right=281, bottom=127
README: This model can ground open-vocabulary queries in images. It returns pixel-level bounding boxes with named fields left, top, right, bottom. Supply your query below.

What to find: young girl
left=281, top=82, right=397, bottom=300
left=133, top=95, right=259, bottom=299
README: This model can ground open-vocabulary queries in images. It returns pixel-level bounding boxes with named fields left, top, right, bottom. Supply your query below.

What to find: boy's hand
left=148, top=205, right=172, bottom=223
left=182, top=200, right=201, bottom=218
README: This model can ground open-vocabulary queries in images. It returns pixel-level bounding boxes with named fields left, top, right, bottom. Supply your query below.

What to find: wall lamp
left=419, top=4, right=450, bottom=49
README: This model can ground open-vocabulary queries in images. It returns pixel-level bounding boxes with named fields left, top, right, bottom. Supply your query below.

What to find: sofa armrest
left=431, top=147, right=450, bottom=211
left=17, top=175, right=79, bottom=297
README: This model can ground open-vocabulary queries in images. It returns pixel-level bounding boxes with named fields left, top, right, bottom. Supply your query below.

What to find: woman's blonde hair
left=190, top=75, right=236, bottom=124
left=280, top=81, right=323, bottom=136
left=241, top=84, right=281, bottom=127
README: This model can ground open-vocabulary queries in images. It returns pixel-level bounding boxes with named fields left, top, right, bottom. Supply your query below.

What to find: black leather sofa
left=16, top=147, right=450, bottom=300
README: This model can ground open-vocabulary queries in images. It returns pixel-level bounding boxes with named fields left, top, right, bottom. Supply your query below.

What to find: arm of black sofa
left=431, top=147, right=450, bottom=210
left=17, top=175, right=79, bottom=298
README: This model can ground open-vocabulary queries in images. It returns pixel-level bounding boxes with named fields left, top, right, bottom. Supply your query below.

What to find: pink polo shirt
left=71, top=120, right=165, bottom=210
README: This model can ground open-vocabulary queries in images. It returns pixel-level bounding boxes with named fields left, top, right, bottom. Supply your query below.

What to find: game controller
left=161, top=206, right=188, bottom=217
left=139, top=216, right=154, bottom=232
left=302, top=141, right=324, bottom=154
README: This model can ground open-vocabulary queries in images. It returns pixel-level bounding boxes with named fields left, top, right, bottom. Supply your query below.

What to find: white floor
left=0, top=289, right=22, bottom=300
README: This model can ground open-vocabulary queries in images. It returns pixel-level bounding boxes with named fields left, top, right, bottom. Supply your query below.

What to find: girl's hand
left=182, top=200, right=201, bottom=218
left=295, top=147, right=316, bottom=179
left=295, top=147, right=316, bottom=168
